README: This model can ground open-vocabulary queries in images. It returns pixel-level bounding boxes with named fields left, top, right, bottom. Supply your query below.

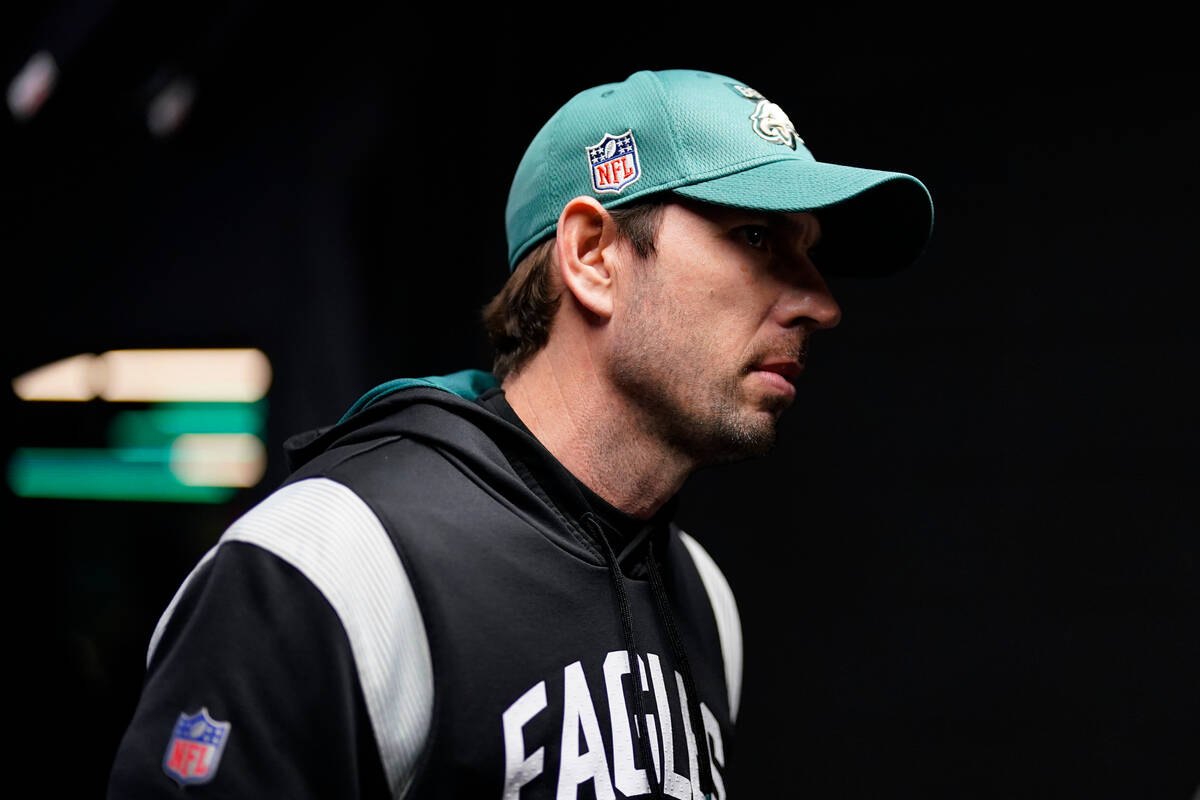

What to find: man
left=108, top=69, right=932, bottom=798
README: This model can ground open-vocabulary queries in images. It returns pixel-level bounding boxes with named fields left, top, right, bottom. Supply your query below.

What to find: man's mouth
left=753, top=360, right=803, bottom=381
left=747, top=359, right=802, bottom=401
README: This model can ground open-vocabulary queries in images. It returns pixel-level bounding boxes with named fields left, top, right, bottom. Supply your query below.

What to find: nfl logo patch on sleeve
left=586, top=130, right=641, bottom=194
left=162, top=708, right=231, bottom=786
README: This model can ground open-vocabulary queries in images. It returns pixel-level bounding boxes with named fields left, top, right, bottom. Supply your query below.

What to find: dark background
left=3, top=5, right=1197, bottom=798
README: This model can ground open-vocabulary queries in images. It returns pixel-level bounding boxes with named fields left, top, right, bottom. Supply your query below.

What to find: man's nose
left=777, top=262, right=842, bottom=331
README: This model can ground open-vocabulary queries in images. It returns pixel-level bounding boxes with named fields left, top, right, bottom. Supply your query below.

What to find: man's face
left=606, top=198, right=841, bottom=464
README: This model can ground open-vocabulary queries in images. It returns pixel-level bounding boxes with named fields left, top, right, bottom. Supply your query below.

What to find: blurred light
left=12, top=353, right=102, bottom=401
left=9, top=349, right=272, bottom=502
left=8, top=448, right=235, bottom=503
left=101, top=349, right=270, bottom=402
left=110, top=402, right=265, bottom=446
left=13, top=349, right=271, bottom=402
left=169, top=433, right=266, bottom=487
left=7, top=51, right=58, bottom=122
left=147, top=77, right=195, bottom=138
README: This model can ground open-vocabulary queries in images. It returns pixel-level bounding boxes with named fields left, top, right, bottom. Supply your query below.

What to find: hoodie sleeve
left=107, top=477, right=434, bottom=799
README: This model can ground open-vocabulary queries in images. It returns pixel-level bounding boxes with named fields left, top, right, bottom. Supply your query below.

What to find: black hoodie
left=108, top=370, right=742, bottom=799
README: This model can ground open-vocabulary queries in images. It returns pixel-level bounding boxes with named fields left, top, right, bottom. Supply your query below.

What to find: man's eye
left=738, top=225, right=770, bottom=250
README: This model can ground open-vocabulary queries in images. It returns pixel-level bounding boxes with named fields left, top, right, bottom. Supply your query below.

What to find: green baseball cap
left=505, top=69, right=933, bottom=276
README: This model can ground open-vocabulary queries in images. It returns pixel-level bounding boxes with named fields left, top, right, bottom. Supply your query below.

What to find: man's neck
left=502, top=343, right=693, bottom=521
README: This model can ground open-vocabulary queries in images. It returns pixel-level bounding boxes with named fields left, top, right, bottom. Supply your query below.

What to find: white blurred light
left=147, top=77, right=195, bottom=138
left=12, top=349, right=271, bottom=402
left=100, top=349, right=271, bottom=402
left=169, top=433, right=266, bottom=487
left=7, top=51, right=58, bottom=122
left=12, top=353, right=102, bottom=401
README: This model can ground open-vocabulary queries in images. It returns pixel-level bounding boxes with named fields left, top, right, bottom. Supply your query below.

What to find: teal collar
left=338, top=369, right=498, bottom=424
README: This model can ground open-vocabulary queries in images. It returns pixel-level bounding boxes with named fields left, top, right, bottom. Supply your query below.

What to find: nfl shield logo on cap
left=586, top=130, right=641, bottom=194
left=162, top=707, right=231, bottom=786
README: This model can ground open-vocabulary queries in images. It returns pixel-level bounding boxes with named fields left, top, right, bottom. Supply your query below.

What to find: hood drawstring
left=645, top=539, right=716, bottom=797
left=582, top=512, right=716, bottom=800
left=586, top=513, right=664, bottom=800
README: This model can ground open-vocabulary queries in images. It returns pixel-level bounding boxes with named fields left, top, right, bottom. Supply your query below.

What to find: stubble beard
left=607, top=284, right=786, bottom=468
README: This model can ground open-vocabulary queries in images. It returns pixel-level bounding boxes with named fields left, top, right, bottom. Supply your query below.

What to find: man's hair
left=483, top=196, right=667, bottom=382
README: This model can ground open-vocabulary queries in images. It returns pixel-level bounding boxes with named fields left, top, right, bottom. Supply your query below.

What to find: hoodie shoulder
left=280, top=371, right=615, bottom=575
left=284, top=371, right=503, bottom=474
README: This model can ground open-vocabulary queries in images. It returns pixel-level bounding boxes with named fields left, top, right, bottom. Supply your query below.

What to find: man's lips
left=748, top=360, right=802, bottom=400
left=753, top=360, right=803, bottom=381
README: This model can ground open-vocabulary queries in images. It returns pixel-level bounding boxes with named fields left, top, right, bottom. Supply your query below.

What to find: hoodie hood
left=283, top=369, right=669, bottom=573
left=284, top=369, right=499, bottom=472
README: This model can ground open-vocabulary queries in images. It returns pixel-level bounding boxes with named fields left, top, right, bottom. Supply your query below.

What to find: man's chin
left=697, top=410, right=780, bottom=464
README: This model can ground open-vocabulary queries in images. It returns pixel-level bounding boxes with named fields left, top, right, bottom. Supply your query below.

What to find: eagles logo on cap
left=750, top=99, right=801, bottom=149
left=731, top=83, right=802, bottom=150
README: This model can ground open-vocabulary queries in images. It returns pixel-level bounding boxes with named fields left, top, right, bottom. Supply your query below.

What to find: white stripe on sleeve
left=147, top=477, right=433, bottom=799
left=679, top=531, right=744, bottom=724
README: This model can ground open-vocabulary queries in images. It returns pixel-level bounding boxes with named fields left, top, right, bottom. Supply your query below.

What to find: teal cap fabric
left=505, top=69, right=934, bottom=276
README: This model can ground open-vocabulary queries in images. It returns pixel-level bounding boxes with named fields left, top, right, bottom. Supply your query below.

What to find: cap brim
left=672, top=159, right=933, bottom=277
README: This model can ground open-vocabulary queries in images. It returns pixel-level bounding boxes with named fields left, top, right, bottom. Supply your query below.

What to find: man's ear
left=555, top=196, right=621, bottom=320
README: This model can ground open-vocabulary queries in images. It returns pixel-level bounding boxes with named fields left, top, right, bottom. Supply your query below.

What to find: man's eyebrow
left=762, top=210, right=821, bottom=246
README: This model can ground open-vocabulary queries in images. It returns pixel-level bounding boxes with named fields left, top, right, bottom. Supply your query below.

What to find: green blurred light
left=109, top=401, right=265, bottom=447
left=8, top=448, right=234, bottom=503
